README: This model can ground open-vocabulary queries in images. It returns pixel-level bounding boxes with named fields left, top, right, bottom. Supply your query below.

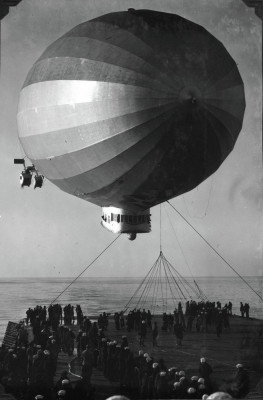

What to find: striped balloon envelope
left=17, top=9, right=245, bottom=236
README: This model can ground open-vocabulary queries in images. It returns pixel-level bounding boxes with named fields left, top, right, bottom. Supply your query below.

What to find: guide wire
left=50, top=234, right=121, bottom=305
left=167, top=201, right=263, bottom=302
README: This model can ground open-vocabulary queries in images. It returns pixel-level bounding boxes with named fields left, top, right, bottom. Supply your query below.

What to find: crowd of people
left=0, top=301, right=252, bottom=400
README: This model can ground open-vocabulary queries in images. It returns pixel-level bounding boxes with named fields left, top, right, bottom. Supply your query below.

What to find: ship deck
left=54, top=314, right=263, bottom=399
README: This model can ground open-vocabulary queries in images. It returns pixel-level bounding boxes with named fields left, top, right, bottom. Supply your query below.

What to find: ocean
left=0, top=276, right=262, bottom=342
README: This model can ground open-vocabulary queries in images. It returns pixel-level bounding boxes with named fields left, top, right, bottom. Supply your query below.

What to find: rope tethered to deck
left=167, top=201, right=263, bottom=303
left=50, top=234, right=121, bottom=305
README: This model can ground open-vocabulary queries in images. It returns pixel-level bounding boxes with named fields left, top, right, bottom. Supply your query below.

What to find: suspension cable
left=167, top=201, right=263, bottom=302
left=50, top=234, right=121, bottom=305
left=122, top=257, right=158, bottom=312
left=164, top=203, right=196, bottom=282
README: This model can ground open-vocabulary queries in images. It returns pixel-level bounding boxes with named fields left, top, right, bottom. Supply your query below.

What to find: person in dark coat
left=229, top=363, right=250, bottom=398
left=199, top=357, right=213, bottom=389
left=152, top=322, right=159, bottom=347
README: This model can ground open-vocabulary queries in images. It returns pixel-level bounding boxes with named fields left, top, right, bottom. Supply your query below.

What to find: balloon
left=17, top=9, right=245, bottom=236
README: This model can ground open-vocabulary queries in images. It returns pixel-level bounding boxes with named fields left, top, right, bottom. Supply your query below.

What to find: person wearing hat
left=54, top=370, right=69, bottom=393
left=155, top=370, right=169, bottom=399
left=81, top=344, right=94, bottom=384
left=152, top=321, right=159, bottom=347
left=139, top=320, right=147, bottom=347
left=172, top=381, right=183, bottom=399
left=187, top=387, right=198, bottom=399
left=199, top=357, right=213, bottom=389
left=229, top=364, right=249, bottom=398
left=57, top=389, right=66, bottom=399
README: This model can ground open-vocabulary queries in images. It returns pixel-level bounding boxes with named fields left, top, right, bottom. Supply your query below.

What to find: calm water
left=0, top=276, right=262, bottom=342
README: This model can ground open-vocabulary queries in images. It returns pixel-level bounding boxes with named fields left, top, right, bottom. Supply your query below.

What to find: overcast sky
left=0, top=0, right=262, bottom=279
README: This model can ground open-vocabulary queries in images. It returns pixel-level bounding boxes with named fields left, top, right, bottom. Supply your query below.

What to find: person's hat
left=199, top=384, right=206, bottom=389
left=179, top=370, right=185, bottom=376
left=179, top=376, right=186, bottom=382
left=121, top=336, right=127, bottom=339
left=191, top=376, right=199, bottom=381
left=174, top=382, right=181, bottom=388
left=160, top=371, right=166, bottom=376
left=146, top=357, right=152, bottom=363
left=61, top=379, right=70, bottom=385
left=200, top=357, right=206, bottom=363
left=236, top=363, right=243, bottom=368
left=202, top=395, right=209, bottom=400
left=58, top=390, right=66, bottom=397
left=198, top=378, right=205, bottom=384
left=139, top=350, right=143, bottom=356
left=188, top=387, right=196, bottom=394
left=48, top=336, right=53, bottom=339
left=142, top=320, right=146, bottom=324
left=44, top=350, right=50, bottom=355
left=35, top=395, right=44, bottom=400
left=206, top=392, right=233, bottom=400
left=152, top=362, right=159, bottom=368
left=143, top=353, right=149, bottom=358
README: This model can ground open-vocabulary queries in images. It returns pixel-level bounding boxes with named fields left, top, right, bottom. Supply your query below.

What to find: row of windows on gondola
left=101, top=213, right=151, bottom=225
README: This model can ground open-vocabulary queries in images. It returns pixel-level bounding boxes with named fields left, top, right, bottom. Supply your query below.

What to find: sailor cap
left=174, top=382, right=180, bottom=388
left=198, top=378, right=205, bottom=384
left=62, top=379, right=70, bottom=385
left=188, top=387, right=196, bottom=394
left=200, top=357, right=206, bottom=363
left=236, top=363, right=243, bottom=368
left=191, top=376, right=199, bottom=381
left=58, top=390, right=66, bottom=397
left=160, top=371, right=166, bottom=376
left=178, top=370, right=185, bottom=376
left=35, top=395, right=44, bottom=400
left=152, top=362, right=159, bottom=368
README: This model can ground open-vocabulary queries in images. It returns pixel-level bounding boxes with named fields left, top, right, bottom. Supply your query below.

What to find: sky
left=0, top=0, right=262, bottom=279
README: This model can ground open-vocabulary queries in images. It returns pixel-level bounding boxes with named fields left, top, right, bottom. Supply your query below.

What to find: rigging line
left=162, top=256, right=181, bottom=306
left=162, top=256, right=184, bottom=303
left=167, top=201, right=263, bottom=303
left=162, top=252, right=192, bottom=301
left=164, top=203, right=195, bottom=282
left=143, top=258, right=160, bottom=309
left=160, top=204, right=162, bottom=252
left=141, top=258, right=160, bottom=310
left=123, top=257, right=158, bottom=312
left=159, top=259, right=165, bottom=313
left=167, top=259, right=204, bottom=300
left=152, top=256, right=161, bottom=314
left=135, top=257, right=159, bottom=310
left=151, top=258, right=160, bottom=314
left=161, top=253, right=186, bottom=301
left=164, top=256, right=194, bottom=300
left=50, top=234, right=121, bottom=305
left=163, top=256, right=177, bottom=310
left=194, top=279, right=209, bottom=302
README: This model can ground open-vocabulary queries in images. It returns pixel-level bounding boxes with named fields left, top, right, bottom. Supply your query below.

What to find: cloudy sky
left=0, top=0, right=261, bottom=279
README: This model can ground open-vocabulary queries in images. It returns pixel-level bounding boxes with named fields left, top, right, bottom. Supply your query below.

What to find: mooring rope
left=167, top=201, right=263, bottom=302
left=50, top=234, right=121, bottom=305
